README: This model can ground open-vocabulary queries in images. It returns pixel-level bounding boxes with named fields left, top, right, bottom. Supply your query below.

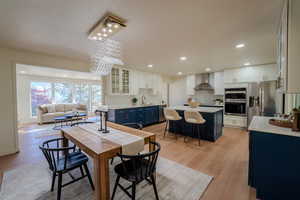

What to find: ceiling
left=16, top=64, right=101, bottom=80
left=0, top=0, right=283, bottom=76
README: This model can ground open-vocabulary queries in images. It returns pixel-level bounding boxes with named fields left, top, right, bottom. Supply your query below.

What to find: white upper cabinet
left=186, top=75, right=196, bottom=96
left=223, top=65, right=278, bottom=83
left=278, top=0, right=300, bottom=93
left=130, top=70, right=165, bottom=96
left=214, top=72, right=224, bottom=95
left=110, top=67, right=131, bottom=95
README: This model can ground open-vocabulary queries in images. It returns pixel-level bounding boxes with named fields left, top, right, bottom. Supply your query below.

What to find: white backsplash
left=192, top=90, right=223, bottom=105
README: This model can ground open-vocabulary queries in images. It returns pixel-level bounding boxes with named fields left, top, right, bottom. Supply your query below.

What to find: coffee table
left=53, top=116, right=67, bottom=130
left=65, top=112, right=87, bottom=126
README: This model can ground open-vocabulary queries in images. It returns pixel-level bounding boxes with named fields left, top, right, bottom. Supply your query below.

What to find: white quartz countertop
left=98, top=104, right=162, bottom=110
left=168, top=105, right=223, bottom=113
left=249, top=116, right=300, bottom=138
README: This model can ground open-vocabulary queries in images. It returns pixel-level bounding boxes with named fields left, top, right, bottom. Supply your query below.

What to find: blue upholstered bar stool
left=163, top=108, right=182, bottom=139
left=184, top=110, right=206, bottom=146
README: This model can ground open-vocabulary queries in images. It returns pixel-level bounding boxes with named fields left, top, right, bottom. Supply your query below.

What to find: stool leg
left=197, top=124, right=201, bottom=146
left=164, top=120, right=168, bottom=138
left=175, top=121, right=178, bottom=140
left=183, top=123, right=187, bottom=142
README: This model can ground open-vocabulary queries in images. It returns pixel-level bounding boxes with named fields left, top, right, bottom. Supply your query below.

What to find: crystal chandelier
left=88, top=13, right=126, bottom=75
left=90, top=39, right=124, bottom=76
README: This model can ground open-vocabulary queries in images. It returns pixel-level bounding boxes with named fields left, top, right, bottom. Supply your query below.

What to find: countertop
left=199, top=104, right=224, bottom=108
left=97, top=104, right=163, bottom=110
left=249, top=116, right=300, bottom=138
left=184, top=104, right=224, bottom=108
left=168, top=105, right=223, bottom=113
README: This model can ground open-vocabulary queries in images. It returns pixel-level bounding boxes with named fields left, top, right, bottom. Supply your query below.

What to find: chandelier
left=88, top=13, right=126, bottom=75
left=90, top=39, right=123, bottom=75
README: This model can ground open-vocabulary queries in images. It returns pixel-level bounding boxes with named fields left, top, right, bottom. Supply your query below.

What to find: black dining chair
left=122, top=122, right=143, bottom=130
left=39, top=138, right=95, bottom=200
left=111, top=141, right=161, bottom=200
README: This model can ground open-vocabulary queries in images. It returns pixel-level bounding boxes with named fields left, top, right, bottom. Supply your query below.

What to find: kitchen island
left=168, top=106, right=223, bottom=142
left=248, top=116, right=300, bottom=200
left=104, top=104, right=163, bottom=126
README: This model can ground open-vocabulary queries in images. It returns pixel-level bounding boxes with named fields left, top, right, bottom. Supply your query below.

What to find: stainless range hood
left=194, top=73, right=214, bottom=91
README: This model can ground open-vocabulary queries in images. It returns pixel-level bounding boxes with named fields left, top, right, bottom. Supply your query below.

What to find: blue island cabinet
left=108, top=106, right=159, bottom=126
left=249, top=131, right=300, bottom=200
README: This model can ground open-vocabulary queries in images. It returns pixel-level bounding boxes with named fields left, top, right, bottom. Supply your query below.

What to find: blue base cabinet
left=249, top=131, right=300, bottom=200
left=168, top=110, right=223, bottom=142
left=108, top=106, right=159, bottom=126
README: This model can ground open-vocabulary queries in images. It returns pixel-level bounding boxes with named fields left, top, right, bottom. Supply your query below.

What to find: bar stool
left=163, top=108, right=182, bottom=139
left=184, top=110, right=206, bottom=146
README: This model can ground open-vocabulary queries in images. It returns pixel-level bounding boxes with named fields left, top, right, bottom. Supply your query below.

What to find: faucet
left=141, top=95, right=146, bottom=105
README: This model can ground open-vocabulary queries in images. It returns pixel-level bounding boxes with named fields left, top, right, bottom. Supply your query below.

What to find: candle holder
left=95, top=110, right=103, bottom=131
left=95, top=109, right=109, bottom=134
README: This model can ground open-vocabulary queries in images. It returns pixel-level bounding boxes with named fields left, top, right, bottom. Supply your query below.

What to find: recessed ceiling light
left=244, top=62, right=251, bottom=66
left=98, top=37, right=103, bottom=40
left=177, top=72, right=183, bottom=75
left=102, top=28, right=107, bottom=32
left=92, top=36, right=97, bottom=40
left=236, top=43, right=245, bottom=48
left=205, top=68, right=211, bottom=72
left=147, top=64, right=153, bottom=68
left=97, top=33, right=102, bottom=36
left=108, top=29, right=113, bottom=33
left=114, top=24, right=119, bottom=29
left=103, top=33, right=108, bottom=37
left=180, top=56, right=187, bottom=61
left=107, top=23, right=112, bottom=27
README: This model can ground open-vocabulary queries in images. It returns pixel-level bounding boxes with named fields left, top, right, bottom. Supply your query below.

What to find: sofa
left=37, top=103, right=88, bottom=124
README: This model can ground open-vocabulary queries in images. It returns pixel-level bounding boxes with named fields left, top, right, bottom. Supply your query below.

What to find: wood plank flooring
left=0, top=122, right=256, bottom=200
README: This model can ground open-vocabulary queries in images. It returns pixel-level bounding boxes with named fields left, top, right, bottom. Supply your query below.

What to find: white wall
left=169, top=77, right=187, bottom=106
left=224, top=64, right=278, bottom=83
left=0, top=47, right=90, bottom=156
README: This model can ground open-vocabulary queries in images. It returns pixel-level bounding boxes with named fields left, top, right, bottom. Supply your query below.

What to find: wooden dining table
left=61, top=121, right=156, bottom=200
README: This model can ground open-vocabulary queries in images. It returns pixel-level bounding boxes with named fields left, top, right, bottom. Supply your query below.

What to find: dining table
left=61, top=121, right=156, bottom=200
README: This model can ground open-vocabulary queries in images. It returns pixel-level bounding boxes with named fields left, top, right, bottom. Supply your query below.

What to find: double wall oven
left=225, top=88, right=247, bottom=116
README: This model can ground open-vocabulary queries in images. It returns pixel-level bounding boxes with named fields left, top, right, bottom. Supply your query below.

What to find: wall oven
left=225, top=88, right=247, bottom=116
left=225, top=101, right=246, bottom=116
left=225, top=88, right=247, bottom=101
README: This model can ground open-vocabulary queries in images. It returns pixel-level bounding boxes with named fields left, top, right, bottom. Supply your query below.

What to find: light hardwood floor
left=0, top=122, right=256, bottom=200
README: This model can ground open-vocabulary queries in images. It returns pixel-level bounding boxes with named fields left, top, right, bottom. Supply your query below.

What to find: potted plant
left=131, top=97, right=138, bottom=105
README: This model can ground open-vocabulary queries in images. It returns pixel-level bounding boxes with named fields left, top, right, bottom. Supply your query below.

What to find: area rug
left=0, top=157, right=212, bottom=200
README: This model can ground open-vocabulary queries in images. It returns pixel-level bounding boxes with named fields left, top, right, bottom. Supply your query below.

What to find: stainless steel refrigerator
left=258, top=80, right=284, bottom=116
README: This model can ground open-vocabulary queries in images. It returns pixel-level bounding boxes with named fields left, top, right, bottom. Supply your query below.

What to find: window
left=30, top=82, right=52, bottom=116
left=74, top=84, right=89, bottom=105
left=30, top=80, right=101, bottom=117
left=54, top=83, right=73, bottom=104
left=91, top=85, right=102, bottom=111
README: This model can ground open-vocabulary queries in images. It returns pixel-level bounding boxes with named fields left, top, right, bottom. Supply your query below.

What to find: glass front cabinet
left=110, top=67, right=130, bottom=95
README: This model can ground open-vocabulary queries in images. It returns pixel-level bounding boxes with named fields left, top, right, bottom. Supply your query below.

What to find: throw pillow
left=39, top=105, right=48, bottom=113
left=47, top=105, right=56, bottom=113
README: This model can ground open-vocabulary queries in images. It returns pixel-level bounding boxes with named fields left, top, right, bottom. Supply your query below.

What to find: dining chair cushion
left=56, top=151, right=88, bottom=172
